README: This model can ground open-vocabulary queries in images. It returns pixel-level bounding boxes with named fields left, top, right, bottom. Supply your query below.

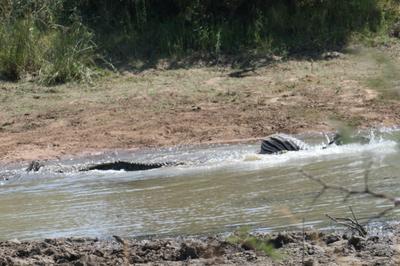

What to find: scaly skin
left=80, top=161, right=183, bottom=172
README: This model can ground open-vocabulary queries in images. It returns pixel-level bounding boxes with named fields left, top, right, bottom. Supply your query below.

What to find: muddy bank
left=1, top=224, right=399, bottom=265
left=1, top=46, right=400, bottom=163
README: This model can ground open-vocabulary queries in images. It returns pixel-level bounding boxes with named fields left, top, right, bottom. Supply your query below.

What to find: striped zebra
left=260, top=134, right=309, bottom=154
left=260, top=133, right=346, bottom=154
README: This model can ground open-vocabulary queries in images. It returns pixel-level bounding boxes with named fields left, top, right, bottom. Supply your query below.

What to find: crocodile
left=79, top=161, right=183, bottom=172
left=24, top=160, right=183, bottom=173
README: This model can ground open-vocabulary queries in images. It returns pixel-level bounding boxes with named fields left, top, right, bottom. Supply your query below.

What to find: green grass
left=0, top=0, right=98, bottom=85
left=226, top=227, right=282, bottom=260
left=0, top=18, right=41, bottom=80
left=38, top=21, right=98, bottom=85
left=0, top=18, right=98, bottom=85
left=0, top=0, right=399, bottom=85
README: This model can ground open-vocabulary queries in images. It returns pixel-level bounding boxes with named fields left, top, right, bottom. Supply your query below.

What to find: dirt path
left=1, top=47, right=400, bottom=163
left=1, top=224, right=400, bottom=265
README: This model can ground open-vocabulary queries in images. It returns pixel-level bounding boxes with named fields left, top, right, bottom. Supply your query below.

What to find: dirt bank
left=1, top=224, right=399, bottom=265
left=1, top=46, right=400, bottom=164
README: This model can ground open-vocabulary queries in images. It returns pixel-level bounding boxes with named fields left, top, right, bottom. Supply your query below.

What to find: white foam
left=169, top=138, right=399, bottom=175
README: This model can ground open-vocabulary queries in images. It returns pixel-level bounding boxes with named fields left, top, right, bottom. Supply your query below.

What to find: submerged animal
left=80, top=161, right=182, bottom=171
left=259, top=133, right=357, bottom=154
left=25, top=132, right=369, bottom=173
left=26, top=160, right=44, bottom=172
left=260, top=134, right=307, bottom=154
left=25, top=160, right=183, bottom=173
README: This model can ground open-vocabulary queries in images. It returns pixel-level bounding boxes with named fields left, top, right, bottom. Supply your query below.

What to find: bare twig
left=302, top=217, right=305, bottom=265
left=301, top=169, right=395, bottom=206
left=349, top=206, right=360, bottom=226
left=302, top=162, right=399, bottom=233
left=325, top=207, right=367, bottom=237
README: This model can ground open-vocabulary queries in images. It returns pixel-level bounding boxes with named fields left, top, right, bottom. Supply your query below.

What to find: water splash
left=0, top=128, right=400, bottom=240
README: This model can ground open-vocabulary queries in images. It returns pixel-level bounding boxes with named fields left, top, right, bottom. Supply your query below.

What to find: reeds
left=0, top=0, right=398, bottom=84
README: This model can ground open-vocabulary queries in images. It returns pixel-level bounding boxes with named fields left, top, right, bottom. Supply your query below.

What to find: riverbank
left=1, top=224, right=399, bottom=265
left=1, top=44, right=400, bottom=164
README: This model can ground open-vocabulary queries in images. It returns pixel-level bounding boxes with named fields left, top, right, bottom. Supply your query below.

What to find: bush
left=81, top=0, right=391, bottom=58
left=0, top=0, right=97, bottom=84
left=0, top=18, right=42, bottom=80
left=0, top=0, right=399, bottom=83
left=38, top=21, right=97, bottom=85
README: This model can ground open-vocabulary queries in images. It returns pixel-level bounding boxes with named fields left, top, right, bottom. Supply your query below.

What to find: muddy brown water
left=1, top=129, right=400, bottom=240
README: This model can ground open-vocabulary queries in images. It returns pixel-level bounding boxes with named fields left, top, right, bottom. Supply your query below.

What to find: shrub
left=81, top=0, right=390, bottom=58
left=38, top=21, right=97, bottom=85
left=0, top=18, right=42, bottom=80
left=0, top=1, right=97, bottom=84
left=0, top=0, right=399, bottom=83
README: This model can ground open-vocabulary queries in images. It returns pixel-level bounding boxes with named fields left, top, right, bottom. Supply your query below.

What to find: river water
left=1, top=129, right=400, bottom=240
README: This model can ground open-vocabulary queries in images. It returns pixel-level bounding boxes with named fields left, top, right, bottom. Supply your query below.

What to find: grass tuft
left=226, top=227, right=282, bottom=259
left=0, top=18, right=41, bottom=80
left=38, top=21, right=97, bottom=85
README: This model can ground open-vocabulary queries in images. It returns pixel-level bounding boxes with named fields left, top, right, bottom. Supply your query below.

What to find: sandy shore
left=1, top=46, right=400, bottom=164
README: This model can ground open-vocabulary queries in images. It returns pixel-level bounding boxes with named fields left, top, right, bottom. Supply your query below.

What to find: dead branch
left=301, top=162, right=399, bottom=231
left=301, top=169, right=395, bottom=204
left=325, top=207, right=367, bottom=237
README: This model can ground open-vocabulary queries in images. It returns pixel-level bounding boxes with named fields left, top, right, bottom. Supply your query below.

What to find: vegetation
left=37, top=21, right=97, bottom=85
left=226, top=227, right=282, bottom=259
left=0, top=0, right=399, bottom=84
left=364, top=49, right=400, bottom=99
left=0, top=0, right=96, bottom=84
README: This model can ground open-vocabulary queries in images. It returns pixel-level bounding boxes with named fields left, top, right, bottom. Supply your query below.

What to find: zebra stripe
left=270, top=136, right=300, bottom=151
left=260, top=134, right=306, bottom=154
